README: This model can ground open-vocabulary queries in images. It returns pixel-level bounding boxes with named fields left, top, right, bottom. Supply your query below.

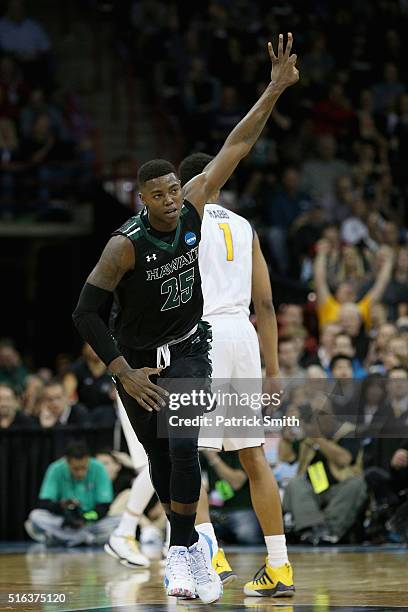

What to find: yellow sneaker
left=212, top=548, right=237, bottom=585
left=243, top=560, right=295, bottom=597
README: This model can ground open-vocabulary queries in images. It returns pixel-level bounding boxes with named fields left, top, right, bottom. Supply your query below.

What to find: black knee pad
left=169, top=438, right=200, bottom=472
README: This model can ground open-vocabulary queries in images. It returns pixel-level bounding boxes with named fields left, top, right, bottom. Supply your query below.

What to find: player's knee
left=169, top=438, right=199, bottom=473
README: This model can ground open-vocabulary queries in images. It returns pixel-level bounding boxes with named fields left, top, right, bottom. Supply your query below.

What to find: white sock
left=114, top=464, right=154, bottom=538
left=196, top=522, right=218, bottom=556
left=114, top=511, right=139, bottom=538
left=265, top=534, right=288, bottom=568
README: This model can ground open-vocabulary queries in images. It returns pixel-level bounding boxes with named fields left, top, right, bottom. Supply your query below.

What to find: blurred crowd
left=2, top=0, right=408, bottom=547
left=0, top=0, right=95, bottom=221
left=1, top=337, right=407, bottom=546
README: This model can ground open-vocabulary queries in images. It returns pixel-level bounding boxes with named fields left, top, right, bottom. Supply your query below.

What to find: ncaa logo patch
left=184, top=231, right=197, bottom=246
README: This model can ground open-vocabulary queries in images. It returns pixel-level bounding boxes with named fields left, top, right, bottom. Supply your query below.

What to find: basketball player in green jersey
left=73, top=34, right=298, bottom=604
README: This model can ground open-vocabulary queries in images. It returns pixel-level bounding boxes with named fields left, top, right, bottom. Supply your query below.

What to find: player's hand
left=269, top=33, right=299, bottom=91
left=118, top=367, right=169, bottom=412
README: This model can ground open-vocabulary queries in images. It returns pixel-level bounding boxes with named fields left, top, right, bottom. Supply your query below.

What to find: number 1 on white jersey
left=218, top=223, right=234, bottom=261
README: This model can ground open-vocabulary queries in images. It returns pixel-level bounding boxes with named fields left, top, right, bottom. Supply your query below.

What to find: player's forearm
left=226, top=82, right=284, bottom=153
left=72, top=283, right=122, bottom=369
left=255, top=300, right=279, bottom=376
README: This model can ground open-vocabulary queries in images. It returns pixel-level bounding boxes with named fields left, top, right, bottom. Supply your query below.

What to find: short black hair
left=179, top=153, right=213, bottom=186
left=329, top=354, right=353, bottom=370
left=137, top=159, right=177, bottom=187
left=65, top=440, right=90, bottom=460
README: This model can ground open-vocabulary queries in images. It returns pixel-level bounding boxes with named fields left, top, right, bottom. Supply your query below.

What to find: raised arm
left=251, top=233, right=279, bottom=377
left=313, top=239, right=331, bottom=305
left=184, top=33, right=299, bottom=215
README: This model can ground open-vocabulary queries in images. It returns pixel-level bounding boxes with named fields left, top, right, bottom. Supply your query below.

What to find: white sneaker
left=104, top=534, right=150, bottom=568
left=164, top=546, right=196, bottom=598
left=189, top=533, right=223, bottom=604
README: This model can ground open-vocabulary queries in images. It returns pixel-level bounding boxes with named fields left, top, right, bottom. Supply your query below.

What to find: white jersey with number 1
left=198, top=203, right=263, bottom=451
left=199, top=203, right=253, bottom=318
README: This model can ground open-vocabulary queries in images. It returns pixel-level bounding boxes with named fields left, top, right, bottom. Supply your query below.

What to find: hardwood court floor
left=0, top=545, right=407, bottom=611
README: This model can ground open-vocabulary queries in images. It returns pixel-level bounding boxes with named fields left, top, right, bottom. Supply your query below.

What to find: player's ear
left=139, top=191, right=146, bottom=206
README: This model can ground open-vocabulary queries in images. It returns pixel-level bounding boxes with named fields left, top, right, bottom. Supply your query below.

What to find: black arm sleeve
left=72, top=283, right=122, bottom=367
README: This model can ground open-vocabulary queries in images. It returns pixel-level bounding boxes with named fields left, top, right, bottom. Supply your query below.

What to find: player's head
left=137, top=159, right=183, bottom=228
left=179, top=152, right=219, bottom=201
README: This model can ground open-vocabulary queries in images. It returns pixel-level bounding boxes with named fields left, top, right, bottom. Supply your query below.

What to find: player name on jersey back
left=207, top=208, right=230, bottom=219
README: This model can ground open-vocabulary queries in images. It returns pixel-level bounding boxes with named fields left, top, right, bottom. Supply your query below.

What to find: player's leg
left=164, top=323, right=222, bottom=603
left=105, top=394, right=156, bottom=567
left=117, top=382, right=197, bottom=595
left=195, top=316, right=237, bottom=585
left=232, top=320, right=294, bottom=597
left=196, top=483, right=237, bottom=585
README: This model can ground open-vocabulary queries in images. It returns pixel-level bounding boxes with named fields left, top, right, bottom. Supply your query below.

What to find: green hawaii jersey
left=112, top=200, right=203, bottom=350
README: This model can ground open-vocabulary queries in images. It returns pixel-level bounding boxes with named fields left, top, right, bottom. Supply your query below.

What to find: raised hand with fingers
left=268, top=32, right=299, bottom=91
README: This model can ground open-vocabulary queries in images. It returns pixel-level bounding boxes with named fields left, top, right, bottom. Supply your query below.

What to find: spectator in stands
left=21, top=374, right=44, bottom=417
left=299, top=135, right=350, bottom=202
left=0, top=338, right=28, bottom=394
left=202, top=449, right=262, bottom=545
left=311, top=322, right=341, bottom=370
left=384, top=367, right=408, bottom=428
left=321, top=174, right=355, bottom=224
left=0, top=0, right=53, bottom=90
left=365, top=439, right=408, bottom=542
left=25, top=441, right=119, bottom=546
left=313, top=83, right=355, bottom=138
left=331, top=332, right=367, bottom=379
left=366, top=322, right=398, bottom=370
left=0, top=382, right=37, bottom=428
left=210, top=86, right=243, bottom=153
left=0, top=55, right=29, bottom=119
left=371, top=62, right=406, bottom=113
left=18, top=112, right=76, bottom=209
left=383, top=338, right=408, bottom=372
left=63, top=343, right=115, bottom=425
left=20, top=89, right=67, bottom=140
left=301, top=34, right=334, bottom=87
left=183, top=57, right=221, bottom=149
left=381, top=246, right=408, bottom=319
left=0, top=115, right=19, bottom=218
left=263, top=166, right=311, bottom=273
left=283, top=399, right=366, bottom=545
left=278, top=337, right=305, bottom=380
left=38, top=379, right=88, bottom=428
left=356, top=374, right=387, bottom=436
left=327, top=353, right=360, bottom=420
left=314, top=239, right=394, bottom=330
